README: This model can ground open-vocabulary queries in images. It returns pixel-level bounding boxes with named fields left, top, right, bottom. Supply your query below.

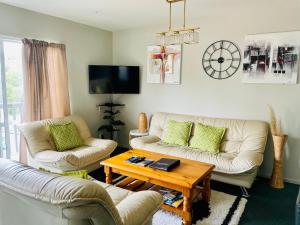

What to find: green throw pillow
left=189, top=123, right=226, bottom=154
left=49, top=122, right=83, bottom=151
left=62, top=170, right=89, bottom=179
left=163, top=120, right=193, bottom=146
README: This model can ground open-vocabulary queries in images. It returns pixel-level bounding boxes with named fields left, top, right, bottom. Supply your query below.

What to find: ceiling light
left=156, top=0, right=200, bottom=45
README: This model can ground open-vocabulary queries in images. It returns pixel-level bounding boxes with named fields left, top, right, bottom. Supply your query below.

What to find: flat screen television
left=89, top=65, right=140, bottom=94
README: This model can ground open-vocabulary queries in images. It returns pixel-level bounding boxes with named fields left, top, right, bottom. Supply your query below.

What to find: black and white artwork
left=243, top=31, right=300, bottom=84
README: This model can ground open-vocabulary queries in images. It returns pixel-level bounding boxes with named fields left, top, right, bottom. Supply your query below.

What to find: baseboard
left=258, top=174, right=300, bottom=185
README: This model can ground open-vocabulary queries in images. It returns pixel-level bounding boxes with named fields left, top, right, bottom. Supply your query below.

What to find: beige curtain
left=20, top=39, right=71, bottom=163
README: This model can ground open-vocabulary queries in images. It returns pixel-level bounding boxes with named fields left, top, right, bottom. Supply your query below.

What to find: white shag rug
left=152, top=190, right=247, bottom=225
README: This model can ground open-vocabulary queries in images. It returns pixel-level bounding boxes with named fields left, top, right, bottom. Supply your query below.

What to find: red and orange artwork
left=147, top=45, right=182, bottom=84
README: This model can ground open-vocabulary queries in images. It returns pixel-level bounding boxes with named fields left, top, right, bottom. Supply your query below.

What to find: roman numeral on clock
left=204, top=65, right=212, bottom=71
left=218, top=71, right=222, bottom=79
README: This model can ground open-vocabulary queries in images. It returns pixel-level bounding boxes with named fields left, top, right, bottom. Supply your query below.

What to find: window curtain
left=20, top=39, right=71, bottom=163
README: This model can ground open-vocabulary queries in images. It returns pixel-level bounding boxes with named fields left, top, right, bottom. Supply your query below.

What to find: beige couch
left=0, top=159, right=163, bottom=225
left=19, top=115, right=117, bottom=173
left=130, top=112, right=269, bottom=189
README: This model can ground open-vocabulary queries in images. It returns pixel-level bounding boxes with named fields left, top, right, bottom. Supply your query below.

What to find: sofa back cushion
left=19, top=115, right=91, bottom=155
left=49, top=122, right=83, bottom=151
left=189, top=123, right=226, bottom=154
left=162, top=120, right=193, bottom=146
left=149, top=112, right=268, bottom=154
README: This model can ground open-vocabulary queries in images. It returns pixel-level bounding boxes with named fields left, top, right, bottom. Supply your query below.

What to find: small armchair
left=18, top=115, right=117, bottom=173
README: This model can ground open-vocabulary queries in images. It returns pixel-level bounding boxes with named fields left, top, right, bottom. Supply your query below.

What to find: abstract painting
left=147, top=45, right=182, bottom=84
left=243, top=31, right=300, bottom=84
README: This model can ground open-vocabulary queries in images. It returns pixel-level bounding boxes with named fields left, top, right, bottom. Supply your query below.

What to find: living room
left=0, top=0, right=299, bottom=225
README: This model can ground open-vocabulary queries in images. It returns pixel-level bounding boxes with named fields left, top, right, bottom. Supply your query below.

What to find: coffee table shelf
left=101, top=149, right=215, bottom=225
left=115, top=176, right=205, bottom=216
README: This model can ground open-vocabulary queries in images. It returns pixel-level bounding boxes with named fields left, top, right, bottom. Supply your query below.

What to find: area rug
left=152, top=190, right=247, bottom=225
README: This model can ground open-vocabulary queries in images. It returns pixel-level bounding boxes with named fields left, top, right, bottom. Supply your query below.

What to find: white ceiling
left=0, top=0, right=298, bottom=31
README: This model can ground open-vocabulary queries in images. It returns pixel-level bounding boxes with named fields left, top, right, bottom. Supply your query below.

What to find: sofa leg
left=240, top=186, right=250, bottom=197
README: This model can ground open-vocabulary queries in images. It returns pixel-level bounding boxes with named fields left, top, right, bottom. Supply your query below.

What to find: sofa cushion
left=34, top=145, right=114, bottom=170
left=130, top=135, right=263, bottom=174
left=49, top=122, right=83, bottom=151
left=62, top=170, right=89, bottom=179
left=189, top=123, right=226, bottom=154
left=162, top=120, right=193, bottom=146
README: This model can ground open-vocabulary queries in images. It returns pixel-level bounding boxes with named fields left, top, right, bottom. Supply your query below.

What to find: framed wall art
left=242, top=31, right=300, bottom=84
left=147, top=45, right=182, bottom=84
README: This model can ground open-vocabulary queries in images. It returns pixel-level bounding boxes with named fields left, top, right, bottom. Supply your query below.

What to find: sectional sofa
left=130, top=112, right=269, bottom=189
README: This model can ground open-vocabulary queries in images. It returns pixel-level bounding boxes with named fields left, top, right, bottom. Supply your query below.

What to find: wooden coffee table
left=101, top=149, right=215, bottom=225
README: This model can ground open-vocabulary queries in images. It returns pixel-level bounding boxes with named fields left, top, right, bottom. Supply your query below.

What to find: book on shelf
left=149, top=185, right=183, bottom=208
left=169, top=198, right=184, bottom=208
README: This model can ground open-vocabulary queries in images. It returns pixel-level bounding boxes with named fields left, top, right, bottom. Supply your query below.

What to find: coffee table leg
left=182, top=189, right=192, bottom=225
left=203, top=174, right=211, bottom=202
left=104, top=166, right=112, bottom=184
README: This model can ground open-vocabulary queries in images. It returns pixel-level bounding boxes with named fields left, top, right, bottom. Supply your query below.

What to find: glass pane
left=3, top=40, right=23, bottom=160
left=0, top=42, right=6, bottom=158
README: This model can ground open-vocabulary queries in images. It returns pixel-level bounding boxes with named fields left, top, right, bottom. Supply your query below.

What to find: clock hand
left=219, top=41, right=223, bottom=58
left=225, top=58, right=240, bottom=61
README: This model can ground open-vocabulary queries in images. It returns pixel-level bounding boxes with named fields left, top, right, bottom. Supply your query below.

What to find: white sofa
left=0, top=158, right=163, bottom=225
left=130, top=112, right=269, bottom=189
left=19, top=115, right=117, bottom=173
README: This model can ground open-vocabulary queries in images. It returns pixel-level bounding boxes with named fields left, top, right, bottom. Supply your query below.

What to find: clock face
left=202, top=40, right=241, bottom=79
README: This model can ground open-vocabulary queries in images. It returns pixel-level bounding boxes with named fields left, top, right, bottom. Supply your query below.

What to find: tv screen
left=89, top=65, right=140, bottom=94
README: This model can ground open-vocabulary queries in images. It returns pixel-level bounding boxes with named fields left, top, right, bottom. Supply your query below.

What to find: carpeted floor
left=90, top=167, right=299, bottom=225
left=239, top=178, right=298, bottom=225
left=152, top=190, right=247, bottom=225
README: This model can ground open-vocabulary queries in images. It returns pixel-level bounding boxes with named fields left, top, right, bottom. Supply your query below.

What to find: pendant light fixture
left=156, top=0, right=199, bottom=45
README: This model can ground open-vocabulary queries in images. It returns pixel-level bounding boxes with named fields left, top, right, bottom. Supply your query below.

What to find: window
left=0, top=38, right=23, bottom=160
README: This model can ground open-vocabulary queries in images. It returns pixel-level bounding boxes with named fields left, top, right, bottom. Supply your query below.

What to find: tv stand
left=97, top=102, right=125, bottom=140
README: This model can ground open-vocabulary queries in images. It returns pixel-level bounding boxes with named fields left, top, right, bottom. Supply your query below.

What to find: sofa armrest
left=231, top=151, right=264, bottom=174
left=116, top=191, right=163, bottom=225
left=130, top=135, right=161, bottom=148
left=84, top=138, right=117, bottom=148
left=84, top=138, right=118, bottom=155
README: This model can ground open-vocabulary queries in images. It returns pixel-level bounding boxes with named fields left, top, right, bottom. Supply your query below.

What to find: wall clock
left=202, top=40, right=241, bottom=79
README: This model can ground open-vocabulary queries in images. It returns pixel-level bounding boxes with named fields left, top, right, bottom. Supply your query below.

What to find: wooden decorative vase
left=270, top=134, right=288, bottom=189
left=138, top=112, right=147, bottom=133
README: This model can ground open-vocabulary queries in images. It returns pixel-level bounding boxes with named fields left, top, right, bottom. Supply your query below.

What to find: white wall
left=0, top=3, right=112, bottom=134
left=113, top=2, right=300, bottom=183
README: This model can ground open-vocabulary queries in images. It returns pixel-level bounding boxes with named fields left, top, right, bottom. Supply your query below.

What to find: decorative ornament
left=138, top=112, right=148, bottom=133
